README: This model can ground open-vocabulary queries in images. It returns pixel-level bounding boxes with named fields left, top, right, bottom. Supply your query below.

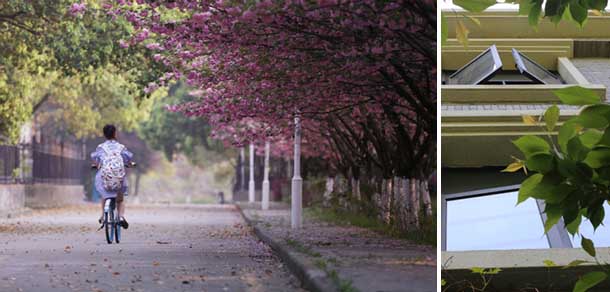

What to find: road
left=0, top=204, right=305, bottom=292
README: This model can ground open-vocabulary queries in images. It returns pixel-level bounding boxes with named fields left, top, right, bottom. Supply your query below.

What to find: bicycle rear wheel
left=114, top=212, right=121, bottom=243
left=105, top=211, right=114, bottom=244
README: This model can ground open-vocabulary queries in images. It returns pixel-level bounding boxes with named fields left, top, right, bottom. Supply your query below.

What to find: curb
left=0, top=208, right=33, bottom=219
left=235, top=204, right=337, bottom=292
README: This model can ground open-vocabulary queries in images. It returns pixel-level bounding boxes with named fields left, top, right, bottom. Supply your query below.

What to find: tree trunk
left=401, top=178, right=410, bottom=231
left=420, top=180, right=433, bottom=217
left=380, top=178, right=393, bottom=224
left=392, top=176, right=401, bottom=226
left=351, top=177, right=360, bottom=201
left=409, top=179, right=420, bottom=229
left=336, top=175, right=346, bottom=194
left=323, top=176, right=335, bottom=207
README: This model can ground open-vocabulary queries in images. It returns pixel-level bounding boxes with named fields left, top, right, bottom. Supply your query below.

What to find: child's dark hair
left=103, top=124, right=116, bottom=139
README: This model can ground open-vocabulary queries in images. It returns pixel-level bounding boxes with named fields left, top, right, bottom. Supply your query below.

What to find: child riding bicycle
left=91, top=124, right=133, bottom=229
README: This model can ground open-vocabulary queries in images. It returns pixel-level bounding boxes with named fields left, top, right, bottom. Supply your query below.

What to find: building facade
left=442, top=9, right=610, bottom=290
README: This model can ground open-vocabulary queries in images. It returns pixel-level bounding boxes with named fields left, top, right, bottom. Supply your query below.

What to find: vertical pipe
left=262, top=141, right=270, bottom=210
left=291, top=115, right=303, bottom=229
left=248, top=143, right=255, bottom=203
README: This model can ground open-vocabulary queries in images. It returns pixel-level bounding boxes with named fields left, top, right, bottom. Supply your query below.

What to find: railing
left=0, top=145, right=20, bottom=184
left=0, top=140, right=86, bottom=185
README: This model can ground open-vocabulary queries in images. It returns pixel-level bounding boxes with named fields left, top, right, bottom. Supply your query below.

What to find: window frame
left=512, top=48, right=563, bottom=85
left=441, top=184, right=573, bottom=251
left=448, top=44, right=503, bottom=85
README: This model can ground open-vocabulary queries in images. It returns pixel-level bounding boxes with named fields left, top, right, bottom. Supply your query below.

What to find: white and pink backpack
left=99, top=143, right=126, bottom=192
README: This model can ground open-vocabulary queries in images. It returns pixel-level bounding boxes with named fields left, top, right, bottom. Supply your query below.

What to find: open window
left=442, top=185, right=573, bottom=251
left=512, top=48, right=563, bottom=84
left=447, top=45, right=503, bottom=85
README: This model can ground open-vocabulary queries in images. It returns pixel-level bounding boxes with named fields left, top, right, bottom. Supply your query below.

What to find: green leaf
left=453, top=0, right=497, bottom=12
left=546, top=183, right=574, bottom=204
left=588, top=202, right=605, bottom=230
left=559, top=120, right=580, bottom=153
left=580, top=104, right=610, bottom=121
left=545, top=0, right=562, bottom=17
left=563, top=259, right=590, bottom=269
left=550, top=5, right=567, bottom=24
left=584, top=149, right=610, bottom=168
left=502, top=160, right=526, bottom=173
left=597, top=127, right=610, bottom=147
left=518, top=173, right=543, bottom=204
left=554, top=86, right=602, bottom=105
left=568, top=136, right=590, bottom=161
left=544, top=203, right=562, bottom=233
left=530, top=174, right=560, bottom=200
left=544, top=105, right=560, bottom=131
left=573, top=271, right=606, bottom=292
left=456, top=20, right=469, bottom=47
left=581, top=236, right=596, bottom=257
left=513, top=135, right=551, bottom=158
left=529, top=1, right=543, bottom=26
left=470, top=267, right=484, bottom=274
left=519, top=0, right=534, bottom=15
left=526, top=153, right=554, bottom=173
left=569, top=2, right=588, bottom=27
left=543, top=259, right=557, bottom=267
left=566, top=212, right=582, bottom=235
left=575, top=111, right=609, bottom=129
left=588, top=0, right=608, bottom=11
left=441, top=14, right=448, bottom=46
left=558, top=159, right=593, bottom=184
left=563, top=201, right=581, bottom=227
left=580, top=129, right=603, bottom=148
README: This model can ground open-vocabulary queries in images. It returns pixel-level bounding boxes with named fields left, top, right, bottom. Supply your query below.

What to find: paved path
left=239, top=202, right=436, bottom=292
left=0, top=204, right=304, bottom=292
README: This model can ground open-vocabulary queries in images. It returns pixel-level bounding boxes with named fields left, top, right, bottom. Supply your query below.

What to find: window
left=443, top=45, right=566, bottom=85
left=447, top=45, right=502, bottom=85
left=512, top=48, right=563, bottom=84
left=442, top=185, right=573, bottom=251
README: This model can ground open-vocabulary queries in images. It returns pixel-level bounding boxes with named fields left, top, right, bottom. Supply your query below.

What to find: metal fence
left=0, top=140, right=86, bottom=185
left=0, top=145, right=20, bottom=184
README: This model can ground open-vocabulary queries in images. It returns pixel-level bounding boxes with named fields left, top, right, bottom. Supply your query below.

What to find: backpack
left=99, top=143, right=126, bottom=192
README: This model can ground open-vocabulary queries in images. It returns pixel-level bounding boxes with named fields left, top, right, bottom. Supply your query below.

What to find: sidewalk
left=237, top=202, right=436, bottom=292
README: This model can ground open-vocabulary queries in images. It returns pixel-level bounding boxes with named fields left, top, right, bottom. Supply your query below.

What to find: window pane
left=571, top=203, right=610, bottom=247
left=447, top=191, right=549, bottom=251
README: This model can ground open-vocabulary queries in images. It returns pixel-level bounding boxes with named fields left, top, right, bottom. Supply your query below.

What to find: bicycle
left=93, top=162, right=136, bottom=244
left=102, top=197, right=121, bottom=244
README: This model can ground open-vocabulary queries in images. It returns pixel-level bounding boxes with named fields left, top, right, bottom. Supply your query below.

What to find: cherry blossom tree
left=107, top=0, right=435, bottom=231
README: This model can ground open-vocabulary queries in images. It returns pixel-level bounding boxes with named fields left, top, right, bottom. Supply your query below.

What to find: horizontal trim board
left=441, top=84, right=606, bottom=104
left=444, top=11, right=610, bottom=39
left=442, top=131, right=554, bottom=136
left=442, top=109, right=580, bottom=120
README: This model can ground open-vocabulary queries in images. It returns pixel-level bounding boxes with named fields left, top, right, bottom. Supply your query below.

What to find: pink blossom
left=146, top=43, right=163, bottom=50
left=192, top=12, right=212, bottom=23
left=69, top=2, right=86, bottom=17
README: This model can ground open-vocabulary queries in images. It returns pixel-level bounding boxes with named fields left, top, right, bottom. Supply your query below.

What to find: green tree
left=506, top=86, right=610, bottom=291
left=139, top=82, right=228, bottom=165
left=0, top=0, right=163, bottom=143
